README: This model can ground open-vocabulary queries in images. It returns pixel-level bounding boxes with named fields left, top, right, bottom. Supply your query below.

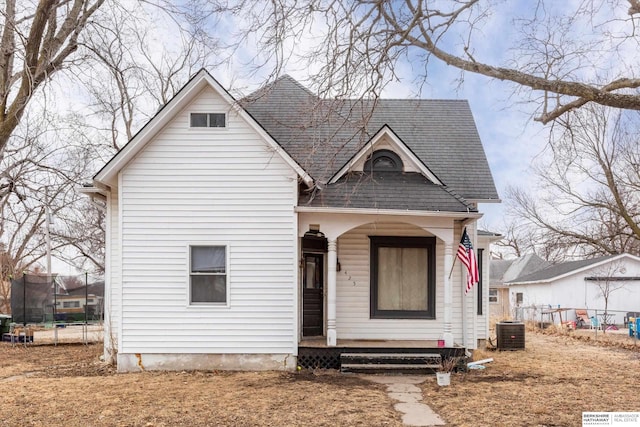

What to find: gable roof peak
left=328, top=124, right=443, bottom=185
left=244, top=74, right=318, bottom=104
left=93, top=69, right=313, bottom=187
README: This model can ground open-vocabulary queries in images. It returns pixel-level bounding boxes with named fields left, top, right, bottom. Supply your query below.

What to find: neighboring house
left=506, top=254, right=640, bottom=325
left=82, top=69, right=500, bottom=372
left=489, top=253, right=551, bottom=320
left=489, top=259, right=511, bottom=320
left=54, top=293, right=103, bottom=319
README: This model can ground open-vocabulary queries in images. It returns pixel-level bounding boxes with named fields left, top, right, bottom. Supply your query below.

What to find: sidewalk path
left=361, top=375, right=446, bottom=426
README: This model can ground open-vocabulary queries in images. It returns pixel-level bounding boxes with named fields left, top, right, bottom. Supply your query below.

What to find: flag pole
left=448, top=227, right=465, bottom=279
left=448, top=253, right=458, bottom=279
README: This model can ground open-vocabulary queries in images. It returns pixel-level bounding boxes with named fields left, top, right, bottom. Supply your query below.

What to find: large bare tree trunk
left=0, top=0, right=105, bottom=154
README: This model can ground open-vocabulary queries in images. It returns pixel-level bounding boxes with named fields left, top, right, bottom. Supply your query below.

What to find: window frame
left=189, top=112, right=227, bottom=129
left=515, top=292, right=523, bottom=306
left=62, top=301, right=80, bottom=308
left=369, top=236, right=436, bottom=319
left=363, top=149, right=404, bottom=172
left=188, top=244, right=230, bottom=307
left=489, top=288, right=498, bottom=304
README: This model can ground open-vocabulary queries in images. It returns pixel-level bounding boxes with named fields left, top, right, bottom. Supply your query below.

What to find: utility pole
left=45, top=187, right=59, bottom=343
left=45, top=187, right=52, bottom=278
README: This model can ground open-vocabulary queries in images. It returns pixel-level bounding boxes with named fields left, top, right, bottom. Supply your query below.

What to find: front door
left=302, top=253, right=324, bottom=336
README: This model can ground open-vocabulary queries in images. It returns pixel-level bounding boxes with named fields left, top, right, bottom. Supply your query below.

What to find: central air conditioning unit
left=496, top=321, right=525, bottom=350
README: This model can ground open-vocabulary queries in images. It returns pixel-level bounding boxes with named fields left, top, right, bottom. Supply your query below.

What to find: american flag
left=457, top=228, right=479, bottom=294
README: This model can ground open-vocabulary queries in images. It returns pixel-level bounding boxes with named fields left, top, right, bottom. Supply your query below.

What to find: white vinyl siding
left=336, top=222, right=465, bottom=341
left=118, top=86, right=297, bottom=354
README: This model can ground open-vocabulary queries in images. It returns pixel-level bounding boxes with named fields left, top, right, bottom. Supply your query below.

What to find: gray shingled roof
left=478, top=230, right=502, bottom=237
left=243, top=75, right=499, bottom=207
left=507, top=255, right=616, bottom=284
left=300, top=172, right=475, bottom=212
left=490, top=259, right=513, bottom=286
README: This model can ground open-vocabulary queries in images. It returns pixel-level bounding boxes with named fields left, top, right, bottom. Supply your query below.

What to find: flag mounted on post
left=457, top=228, right=479, bottom=294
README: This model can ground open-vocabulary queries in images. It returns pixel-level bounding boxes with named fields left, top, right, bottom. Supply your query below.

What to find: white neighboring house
left=81, top=69, right=500, bottom=372
left=506, top=254, right=640, bottom=325
left=489, top=253, right=551, bottom=320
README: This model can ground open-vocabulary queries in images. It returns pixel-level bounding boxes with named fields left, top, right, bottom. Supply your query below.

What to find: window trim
left=369, top=236, right=436, bottom=319
left=363, top=149, right=404, bottom=172
left=489, top=288, right=498, bottom=304
left=189, top=112, right=227, bottom=129
left=515, top=292, right=523, bottom=306
left=188, top=244, right=230, bottom=307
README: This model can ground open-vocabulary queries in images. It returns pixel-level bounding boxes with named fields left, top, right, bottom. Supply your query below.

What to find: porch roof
left=299, top=172, right=475, bottom=212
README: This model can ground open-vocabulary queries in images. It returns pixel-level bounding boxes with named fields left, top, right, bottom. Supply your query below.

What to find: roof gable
left=243, top=78, right=499, bottom=201
left=328, top=125, right=443, bottom=185
left=502, top=253, right=552, bottom=283
left=94, top=69, right=312, bottom=187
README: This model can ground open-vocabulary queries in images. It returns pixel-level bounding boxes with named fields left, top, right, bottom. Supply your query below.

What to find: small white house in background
left=81, top=69, right=500, bottom=372
left=489, top=253, right=551, bottom=320
left=506, top=253, right=640, bottom=325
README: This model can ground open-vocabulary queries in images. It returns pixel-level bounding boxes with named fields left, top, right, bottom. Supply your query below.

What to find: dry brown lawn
left=426, top=328, right=640, bottom=426
left=1, top=328, right=640, bottom=426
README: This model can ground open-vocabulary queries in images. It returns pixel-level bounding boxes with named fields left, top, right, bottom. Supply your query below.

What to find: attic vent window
left=190, top=113, right=226, bottom=128
left=364, top=149, right=403, bottom=172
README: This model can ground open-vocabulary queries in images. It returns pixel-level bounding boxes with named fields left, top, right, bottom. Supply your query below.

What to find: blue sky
left=213, top=1, right=566, bottom=233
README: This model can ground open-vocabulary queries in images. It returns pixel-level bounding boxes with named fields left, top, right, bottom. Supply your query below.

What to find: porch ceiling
left=299, top=338, right=444, bottom=348
left=297, top=210, right=480, bottom=242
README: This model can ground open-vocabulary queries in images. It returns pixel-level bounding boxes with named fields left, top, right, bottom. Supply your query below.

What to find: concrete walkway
left=361, top=375, right=446, bottom=426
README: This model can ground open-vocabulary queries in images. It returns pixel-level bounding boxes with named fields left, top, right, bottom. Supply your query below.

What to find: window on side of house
left=370, top=236, right=436, bottom=319
left=515, top=292, right=523, bottom=306
left=190, top=245, right=227, bottom=304
left=190, top=113, right=226, bottom=128
left=63, top=301, right=80, bottom=308
left=489, top=288, right=498, bottom=303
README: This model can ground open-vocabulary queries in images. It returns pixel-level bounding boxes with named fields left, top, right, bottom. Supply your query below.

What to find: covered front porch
left=297, top=208, right=483, bottom=358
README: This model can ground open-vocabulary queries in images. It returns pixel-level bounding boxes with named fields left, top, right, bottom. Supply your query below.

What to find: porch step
left=340, top=352, right=441, bottom=374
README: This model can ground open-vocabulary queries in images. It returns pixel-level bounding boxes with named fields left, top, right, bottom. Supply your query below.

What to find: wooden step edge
left=340, top=363, right=441, bottom=370
left=340, top=353, right=442, bottom=359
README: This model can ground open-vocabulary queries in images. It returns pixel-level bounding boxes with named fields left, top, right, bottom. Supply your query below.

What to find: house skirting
left=116, top=352, right=297, bottom=372
left=298, top=341, right=466, bottom=370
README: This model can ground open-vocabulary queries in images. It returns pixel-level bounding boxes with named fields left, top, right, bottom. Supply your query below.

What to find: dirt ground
left=1, top=327, right=640, bottom=426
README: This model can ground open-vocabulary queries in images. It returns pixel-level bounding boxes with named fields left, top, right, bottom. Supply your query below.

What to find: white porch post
left=443, top=242, right=454, bottom=347
left=326, top=238, right=338, bottom=346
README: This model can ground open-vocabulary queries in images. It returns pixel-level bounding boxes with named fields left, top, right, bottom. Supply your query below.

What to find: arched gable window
left=363, top=149, right=403, bottom=172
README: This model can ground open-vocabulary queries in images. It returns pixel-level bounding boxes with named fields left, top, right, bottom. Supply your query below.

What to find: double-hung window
left=190, top=245, right=227, bottom=304
left=370, top=236, right=436, bottom=319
